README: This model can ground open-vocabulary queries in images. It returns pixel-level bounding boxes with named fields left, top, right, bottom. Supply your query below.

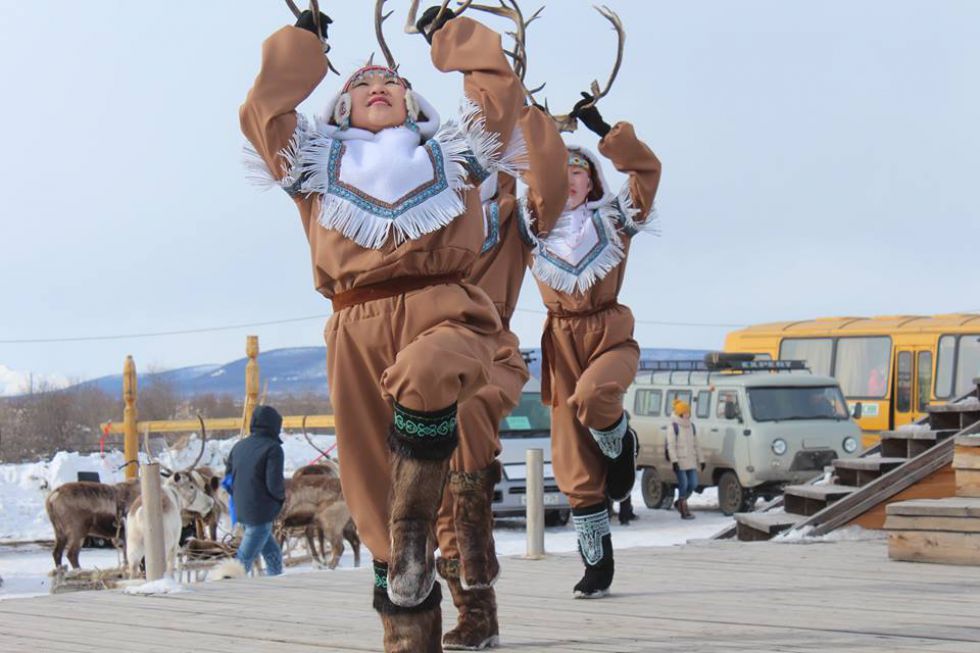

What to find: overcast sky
left=0, top=1, right=978, bottom=391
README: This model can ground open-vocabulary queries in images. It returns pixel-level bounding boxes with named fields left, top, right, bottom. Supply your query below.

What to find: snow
left=123, top=577, right=187, bottom=595
left=775, top=525, right=886, bottom=544
left=0, top=439, right=733, bottom=601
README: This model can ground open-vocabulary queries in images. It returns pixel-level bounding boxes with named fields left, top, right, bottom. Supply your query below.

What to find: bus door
left=894, top=349, right=934, bottom=427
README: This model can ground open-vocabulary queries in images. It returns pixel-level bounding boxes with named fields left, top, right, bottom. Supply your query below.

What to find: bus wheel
left=641, top=468, right=673, bottom=510
left=717, top=471, right=752, bottom=516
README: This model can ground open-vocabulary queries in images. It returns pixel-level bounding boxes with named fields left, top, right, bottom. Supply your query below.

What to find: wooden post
left=525, top=448, right=545, bottom=559
left=242, top=335, right=260, bottom=436
left=123, top=356, right=138, bottom=480
left=139, top=462, right=167, bottom=581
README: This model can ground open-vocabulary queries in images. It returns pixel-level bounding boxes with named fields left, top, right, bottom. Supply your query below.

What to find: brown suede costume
left=240, top=16, right=525, bottom=571
left=533, top=123, right=661, bottom=509
left=434, top=108, right=567, bottom=648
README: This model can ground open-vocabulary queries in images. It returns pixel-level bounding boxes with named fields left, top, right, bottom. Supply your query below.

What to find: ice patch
left=774, top=525, right=886, bottom=544
left=123, top=577, right=187, bottom=595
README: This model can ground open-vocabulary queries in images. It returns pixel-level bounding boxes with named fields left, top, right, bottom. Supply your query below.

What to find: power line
left=0, top=315, right=330, bottom=344
left=0, top=309, right=744, bottom=345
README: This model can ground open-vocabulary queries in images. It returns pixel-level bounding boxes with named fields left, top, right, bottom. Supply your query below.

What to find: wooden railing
left=101, top=335, right=334, bottom=479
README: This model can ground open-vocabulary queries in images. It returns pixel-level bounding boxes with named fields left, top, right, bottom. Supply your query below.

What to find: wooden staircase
left=886, top=432, right=980, bottom=564
left=733, top=380, right=980, bottom=542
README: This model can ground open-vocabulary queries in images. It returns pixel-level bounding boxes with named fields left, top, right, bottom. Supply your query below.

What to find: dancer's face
left=349, top=73, right=409, bottom=133
left=566, top=164, right=593, bottom=210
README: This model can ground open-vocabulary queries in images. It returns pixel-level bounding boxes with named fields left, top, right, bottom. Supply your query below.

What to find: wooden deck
left=2, top=540, right=980, bottom=652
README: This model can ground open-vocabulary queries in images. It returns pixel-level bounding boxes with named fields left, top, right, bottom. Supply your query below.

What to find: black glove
left=700, top=462, right=706, bottom=472
left=416, top=6, right=456, bottom=44
left=672, top=463, right=680, bottom=474
left=570, top=92, right=612, bottom=138
left=295, top=9, right=332, bottom=40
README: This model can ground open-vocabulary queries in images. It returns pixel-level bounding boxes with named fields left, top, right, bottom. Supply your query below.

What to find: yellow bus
left=724, top=314, right=980, bottom=446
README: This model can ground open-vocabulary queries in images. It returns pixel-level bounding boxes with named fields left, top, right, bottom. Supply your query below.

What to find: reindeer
left=45, top=478, right=141, bottom=570
left=278, top=472, right=360, bottom=569
left=126, top=471, right=215, bottom=579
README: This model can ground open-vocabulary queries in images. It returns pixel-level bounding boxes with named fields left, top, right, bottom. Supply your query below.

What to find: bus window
left=634, top=389, right=662, bottom=417
left=956, top=336, right=980, bottom=397
left=665, top=390, right=692, bottom=416
left=695, top=390, right=711, bottom=419
left=917, top=351, right=932, bottom=412
left=717, top=390, right=739, bottom=420
left=936, top=335, right=956, bottom=399
left=896, top=351, right=912, bottom=413
left=780, top=338, right=832, bottom=376
left=835, top=337, right=891, bottom=398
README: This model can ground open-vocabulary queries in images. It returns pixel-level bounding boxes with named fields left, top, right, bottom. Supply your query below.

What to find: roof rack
left=638, top=359, right=809, bottom=373
left=636, top=353, right=810, bottom=387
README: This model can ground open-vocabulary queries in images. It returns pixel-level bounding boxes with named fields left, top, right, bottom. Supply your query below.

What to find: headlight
left=843, top=437, right=858, bottom=454
left=771, top=438, right=787, bottom=456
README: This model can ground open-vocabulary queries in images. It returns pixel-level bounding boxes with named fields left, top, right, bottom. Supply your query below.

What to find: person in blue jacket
left=225, top=405, right=286, bottom=575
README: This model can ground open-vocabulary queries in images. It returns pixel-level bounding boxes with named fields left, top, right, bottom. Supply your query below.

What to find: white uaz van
left=626, top=355, right=862, bottom=515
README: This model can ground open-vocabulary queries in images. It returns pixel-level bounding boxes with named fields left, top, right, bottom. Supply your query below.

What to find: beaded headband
left=342, top=65, right=407, bottom=93
left=567, top=152, right=592, bottom=170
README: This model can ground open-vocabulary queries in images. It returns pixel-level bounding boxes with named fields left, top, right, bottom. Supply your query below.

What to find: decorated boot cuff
left=572, top=503, right=612, bottom=567
left=373, top=579, right=442, bottom=615
left=589, top=413, right=628, bottom=459
left=388, top=402, right=459, bottom=461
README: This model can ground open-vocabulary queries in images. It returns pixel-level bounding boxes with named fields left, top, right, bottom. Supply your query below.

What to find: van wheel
left=641, top=468, right=673, bottom=510
left=545, top=509, right=570, bottom=527
left=717, top=471, right=752, bottom=516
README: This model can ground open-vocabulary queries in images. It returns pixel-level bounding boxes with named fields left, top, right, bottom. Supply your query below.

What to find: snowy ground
left=0, top=442, right=732, bottom=601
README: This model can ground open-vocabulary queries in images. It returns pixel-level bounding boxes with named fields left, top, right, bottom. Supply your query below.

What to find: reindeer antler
left=302, top=415, right=331, bottom=459
left=375, top=1, right=398, bottom=70
left=583, top=5, right=624, bottom=108
left=180, top=415, right=209, bottom=473
left=406, top=0, right=476, bottom=34
left=141, top=417, right=208, bottom=475
left=284, top=0, right=340, bottom=75
left=548, top=4, right=625, bottom=133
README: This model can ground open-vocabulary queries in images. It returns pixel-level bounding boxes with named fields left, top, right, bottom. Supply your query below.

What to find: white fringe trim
left=292, top=120, right=472, bottom=249
left=242, top=114, right=313, bottom=193
left=531, top=210, right=625, bottom=295
left=458, top=98, right=527, bottom=178
left=610, top=183, right=660, bottom=237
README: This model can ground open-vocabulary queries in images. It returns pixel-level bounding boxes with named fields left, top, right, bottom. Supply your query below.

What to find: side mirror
left=852, top=402, right=863, bottom=420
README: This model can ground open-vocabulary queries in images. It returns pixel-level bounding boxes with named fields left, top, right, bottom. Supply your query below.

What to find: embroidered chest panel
left=326, top=139, right=450, bottom=218
left=530, top=209, right=626, bottom=294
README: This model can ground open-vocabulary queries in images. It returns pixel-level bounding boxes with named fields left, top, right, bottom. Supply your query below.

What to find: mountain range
left=76, top=346, right=709, bottom=399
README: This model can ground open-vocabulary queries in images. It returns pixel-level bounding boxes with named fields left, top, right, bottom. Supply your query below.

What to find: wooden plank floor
left=2, top=540, right=980, bottom=652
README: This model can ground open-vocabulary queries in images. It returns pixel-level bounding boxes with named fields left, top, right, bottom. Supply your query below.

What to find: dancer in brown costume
left=241, top=5, right=527, bottom=650
left=528, top=94, right=661, bottom=599
left=434, top=104, right=568, bottom=649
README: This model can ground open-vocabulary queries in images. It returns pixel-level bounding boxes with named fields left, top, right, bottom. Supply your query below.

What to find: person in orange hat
left=668, top=399, right=704, bottom=520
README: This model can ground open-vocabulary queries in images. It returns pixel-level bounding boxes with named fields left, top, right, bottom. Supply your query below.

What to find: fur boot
left=387, top=402, right=458, bottom=607
left=571, top=503, right=614, bottom=599
left=438, top=557, right=499, bottom=650
left=374, top=560, right=444, bottom=653
left=448, top=462, right=501, bottom=589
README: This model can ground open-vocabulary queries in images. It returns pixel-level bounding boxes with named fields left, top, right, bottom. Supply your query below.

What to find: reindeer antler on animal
left=301, top=415, right=332, bottom=459
left=141, top=416, right=209, bottom=476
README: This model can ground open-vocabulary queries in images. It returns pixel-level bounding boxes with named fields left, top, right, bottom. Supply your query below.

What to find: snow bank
left=0, top=432, right=336, bottom=543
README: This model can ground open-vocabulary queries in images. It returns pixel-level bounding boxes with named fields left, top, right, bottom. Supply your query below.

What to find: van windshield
left=499, top=391, right=551, bottom=436
left=747, top=386, right=850, bottom=422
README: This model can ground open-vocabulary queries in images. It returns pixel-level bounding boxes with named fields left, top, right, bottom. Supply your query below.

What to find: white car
left=493, top=378, right=571, bottom=526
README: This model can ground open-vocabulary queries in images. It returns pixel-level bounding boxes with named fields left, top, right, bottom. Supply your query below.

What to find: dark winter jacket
left=225, top=406, right=286, bottom=525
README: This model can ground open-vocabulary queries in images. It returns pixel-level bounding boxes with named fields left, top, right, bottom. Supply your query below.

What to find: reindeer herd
left=43, top=426, right=359, bottom=580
